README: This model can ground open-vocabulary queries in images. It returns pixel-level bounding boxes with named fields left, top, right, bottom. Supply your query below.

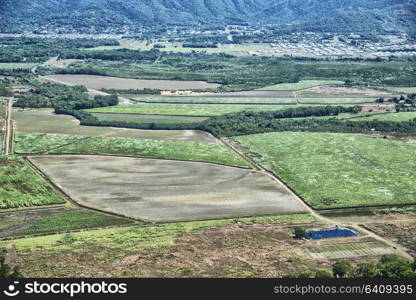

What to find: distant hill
left=0, top=0, right=415, bottom=34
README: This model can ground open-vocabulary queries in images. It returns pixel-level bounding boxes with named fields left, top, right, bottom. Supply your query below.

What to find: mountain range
left=0, top=0, right=415, bottom=34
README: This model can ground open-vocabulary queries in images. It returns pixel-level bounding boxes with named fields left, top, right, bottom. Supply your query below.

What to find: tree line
left=283, top=254, right=416, bottom=278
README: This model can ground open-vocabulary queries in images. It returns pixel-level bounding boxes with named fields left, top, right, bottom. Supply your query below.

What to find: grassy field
left=0, top=63, right=37, bottom=69
left=307, top=239, right=393, bottom=259
left=0, top=155, right=65, bottom=209
left=0, top=207, right=134, bottom=239
left=14, top=132, right=89, bottom=154
left=348, top=112, right=416, bottom=122
left=258, top=80, right=345, bottom=91
left=86, top=104, right=288, bottom=117
left=4, top=213, right=317, bottom=277
left=0, top=100, right=5, bottom=153
left=388, top=87, right=416, bottom=94
left=235, top=132, right=416, bottom=209
left=132, top=97, right=297, bottom=105
left=13, top=109, right=217, bottom=143
left=15, top=133, right=248, bottom=167
left=52, top=136, right=248, bottom=167
left=92, top=113, right=208, bottom=125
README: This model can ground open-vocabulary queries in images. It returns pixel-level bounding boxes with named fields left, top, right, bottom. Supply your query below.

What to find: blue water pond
left=306, top=228, right=358, bottom=240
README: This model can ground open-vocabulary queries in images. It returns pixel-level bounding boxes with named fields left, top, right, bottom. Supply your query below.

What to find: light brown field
left=44, top=57, right=83, bottom=68
left=40, top=74, right=221, bottom=90
left=29, top=155, right=307, bottom=222
left=13, top=108, right=217, bottom=143
left=364, top=221, right=416, bottom=257
left=298, top=86, right=396, bottom=97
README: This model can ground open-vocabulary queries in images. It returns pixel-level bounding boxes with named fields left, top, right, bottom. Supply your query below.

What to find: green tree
left=0, top=256, right=22, bottom=279
left=315, top=270, right=333, bottom=278
left=293, top=227, right=306, bottom=239
left=356, top=262, right=378, bottom=278
left=332, top=261, right=354, bottom=278
left=377, top=255, right=415, bottom=278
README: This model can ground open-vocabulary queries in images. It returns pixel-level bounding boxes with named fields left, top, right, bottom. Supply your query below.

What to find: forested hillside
left=0, top=0, right=415, bottom=34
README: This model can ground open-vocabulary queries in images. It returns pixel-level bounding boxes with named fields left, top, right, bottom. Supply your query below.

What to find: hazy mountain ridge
left=0, top=0, right=415, bottom=34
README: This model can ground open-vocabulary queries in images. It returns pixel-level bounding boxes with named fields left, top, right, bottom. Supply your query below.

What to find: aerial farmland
left=1, top=2, right=416, bottom=281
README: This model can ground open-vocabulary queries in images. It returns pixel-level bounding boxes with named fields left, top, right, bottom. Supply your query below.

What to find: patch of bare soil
left=40, top=75, right=220, bottom=90
left=361, top=104, right=395, bottom=112
left=14, top=222, right=386, bottom=278
left=364, top=221, right=416, bottom=257
left=299, top=86, right=396, bottom=97
left=44, top=58, right=83, bottom=68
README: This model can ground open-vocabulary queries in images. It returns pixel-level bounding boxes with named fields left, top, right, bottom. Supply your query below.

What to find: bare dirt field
left=29, top=155, right=307, bottom=222
left=44, top=57, right=83, bottom=68
left=364, top=221, right=416, bottom=257
left=13, top=109, right=217, bottom=143
left=10, top=220, right=394, bottom=278
left=298, top=86, right=396, bottom=97
left=39, top=75, right=221, bottom=90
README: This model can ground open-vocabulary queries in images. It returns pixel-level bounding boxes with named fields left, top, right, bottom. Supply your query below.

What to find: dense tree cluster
left=0, top=37, right=119, bottom=63
left=13, top=83, right=118, bottom=113
left=284, top=255, right=416, bottom=278
left=62, top=48, right=162, bottom=62
left=0, top=255, right=21, bottom=279
left=0, top=85, right=12, bottom=97
left=393, top=94, right=416, bottom=112
left=198, top=106, right=416, bottom=136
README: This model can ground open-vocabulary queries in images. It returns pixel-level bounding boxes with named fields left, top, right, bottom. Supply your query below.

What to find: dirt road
left=2, top=98, right=12, bottom=155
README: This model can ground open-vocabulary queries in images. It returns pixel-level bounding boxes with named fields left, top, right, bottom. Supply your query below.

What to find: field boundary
left=20, top=152, right=251, bottom=170
left=132, top=99, right=298, bottom=105
left=2, top=98, right=12, bottom=155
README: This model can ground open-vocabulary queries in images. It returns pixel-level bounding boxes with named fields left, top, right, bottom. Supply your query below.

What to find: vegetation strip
left=16, top=133, right=249, bottom=168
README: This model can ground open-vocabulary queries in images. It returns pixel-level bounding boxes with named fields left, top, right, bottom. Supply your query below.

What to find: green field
left=235, top=132, right=416, bottom=209
left=92, top=113, right=208, bottom=125
left=86, top=104, right=288, bottom=117
left=0, top=155, right=65, bottom=209
left=348, top=112, right=416, bottom=122
left=388, top=87, right=416, bottom=94
left=15, top=133, right=249, bottom=167
left=0, top=208, right=134, bottom=239
left=0, top=63, right=37, bottom=69
left=14, top=132, right=89, bottom=154
left=132, top=97, right=297, bottom=105
left=298, top=98, right=376, bottom=104
left=258, top=80, right=345, bottom=91
left=13, top=109, right=217, bottom=143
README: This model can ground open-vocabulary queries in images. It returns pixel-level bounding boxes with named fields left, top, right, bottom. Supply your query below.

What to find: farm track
left=222, top=137, right=414, bottom=260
